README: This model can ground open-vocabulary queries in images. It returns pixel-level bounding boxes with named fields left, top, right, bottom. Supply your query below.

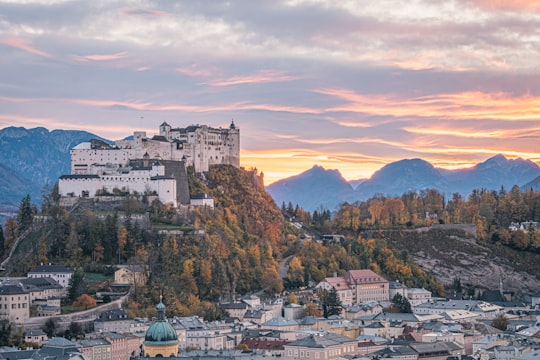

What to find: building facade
left=27, top=264, right=73, bottom=288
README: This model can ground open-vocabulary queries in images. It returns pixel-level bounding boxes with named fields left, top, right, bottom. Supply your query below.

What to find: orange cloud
left=316, top=88, right=540, bottom=121
left=0, top=37, right=52, bottom=58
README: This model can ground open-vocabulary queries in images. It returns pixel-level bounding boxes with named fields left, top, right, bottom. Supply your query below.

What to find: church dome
left=144, top=321, right=178, bottom=344
left=144, top=299, right=178, bottom=346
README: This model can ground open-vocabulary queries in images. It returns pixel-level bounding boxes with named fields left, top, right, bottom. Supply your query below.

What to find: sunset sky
left=1, top=0, right=540, bottom=184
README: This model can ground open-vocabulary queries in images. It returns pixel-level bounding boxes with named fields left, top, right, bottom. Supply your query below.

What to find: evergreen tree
left=0, top=321, right=10, bottom=346
left=42, top=318, right=58, bottom=337
left=68, top=269, right=86, bottom=302
left=319, top=288, right=343, bottom=318
left=17, top=195, right=33, bottom=233
left=391, top=293, right=412, bottom=313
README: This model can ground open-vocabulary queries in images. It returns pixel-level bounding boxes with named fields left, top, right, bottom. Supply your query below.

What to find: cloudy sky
left=1, top=0, right=540, bottom=184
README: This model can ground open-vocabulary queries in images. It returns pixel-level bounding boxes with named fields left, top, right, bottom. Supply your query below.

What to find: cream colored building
left=316, top=276, right=353, bottom=306
left=406, top=288, right=432, bottom=307
left=0, top=285, right=30, bottom=323
left=284, top=333, right=357, bottom=360
left=316, top=269, right=389, bottom=306
left=114, top=265, right=147, bottom=287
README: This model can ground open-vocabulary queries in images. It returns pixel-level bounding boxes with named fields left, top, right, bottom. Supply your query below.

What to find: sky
left=1, top=0, right=540, bottom=185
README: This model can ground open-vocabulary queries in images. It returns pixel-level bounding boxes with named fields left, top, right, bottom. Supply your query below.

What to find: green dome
left=144, top=321, right=178, bottom=345
left=144, top=299, right=178, bottom=345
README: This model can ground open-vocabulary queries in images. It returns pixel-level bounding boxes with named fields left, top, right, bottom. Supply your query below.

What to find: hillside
left=380, top=228, right=540, bottom=297
left=3, top=164, right=450, bottom=318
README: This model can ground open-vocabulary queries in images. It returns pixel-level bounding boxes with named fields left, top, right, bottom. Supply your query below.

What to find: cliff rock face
left=0, top=126, right=106, bottom=214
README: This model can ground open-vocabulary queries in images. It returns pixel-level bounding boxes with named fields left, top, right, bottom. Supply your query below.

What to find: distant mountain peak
left=267, top=155, right=540, bottom=212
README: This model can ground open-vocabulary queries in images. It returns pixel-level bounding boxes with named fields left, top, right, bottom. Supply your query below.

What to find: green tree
left=0, top=321, right=11, bottom=346
left=68, top=269, right=86, bottom=302
left=42, top=318, right=58, bottom=337
left=391, top=293, right=412, bottom=313
left=453, top=277, right=462, bottom=292
left=319, top=288, right=342, bottom=318
left=17, top=195, right=33, bottom=233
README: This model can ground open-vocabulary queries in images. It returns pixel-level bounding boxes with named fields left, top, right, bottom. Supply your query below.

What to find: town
left=0, top=262, right=539, bottom=360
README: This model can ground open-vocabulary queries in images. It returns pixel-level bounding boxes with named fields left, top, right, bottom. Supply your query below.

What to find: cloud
left=73, top=51, right=129, bottom=62
left=0, top=36, right=52, bottom=58
left=122, top=8, right=173, bottom=17
left=208, top=70, right=300, bottom=87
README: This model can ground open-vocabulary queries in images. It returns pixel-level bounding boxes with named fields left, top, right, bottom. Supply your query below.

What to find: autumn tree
left=72, top=294, right=96, bottom=310
left=303, top=302, right=322, bottom=317
left=4, top=218, right=17, bottom=250
left=491, top=313, right=508, bottom=331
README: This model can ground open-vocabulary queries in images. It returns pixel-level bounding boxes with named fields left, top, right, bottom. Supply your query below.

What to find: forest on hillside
left=2, top=166, right=539, bottom=319
left=284, top=186, right=540, bottom=253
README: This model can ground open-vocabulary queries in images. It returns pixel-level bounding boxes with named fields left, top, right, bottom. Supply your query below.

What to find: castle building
left=58, top=121, right=239, bottom=207
left=316, top=269, right=389, bottom=305
left=143, top=298, right=179, bottom=357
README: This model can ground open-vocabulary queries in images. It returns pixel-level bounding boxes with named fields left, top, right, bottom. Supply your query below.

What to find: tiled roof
left=286, top=332, right=355, bottom=348
left=28, top=265, right=73, bottom=274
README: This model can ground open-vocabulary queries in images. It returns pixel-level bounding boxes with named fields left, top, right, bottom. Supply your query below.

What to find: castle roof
left=28, top=265, right=73, bottom=274
left=59, top=174, right=100, bottom=179
left=96, top=308, right=129, bottom=322
left=345, top=269, right=387, bottom=284
left=151, top=135, right=168, bottom=142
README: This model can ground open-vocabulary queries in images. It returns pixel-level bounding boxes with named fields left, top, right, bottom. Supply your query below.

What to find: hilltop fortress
left=58, top=121, right=240, bottom=207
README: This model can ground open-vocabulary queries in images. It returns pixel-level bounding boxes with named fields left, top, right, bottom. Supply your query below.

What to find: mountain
left=349, top=178, right=368, bottom=190
left=267, top=155, right=540, bottom=212
left=521, top=175, right=540, bottom=192
left=0, top=126, right=107, bottom=211
left=355, top=158, right=449, bottom=200
left=266, top=165, right=354, bottom=212
left=442, top=154, right=540, bottom=194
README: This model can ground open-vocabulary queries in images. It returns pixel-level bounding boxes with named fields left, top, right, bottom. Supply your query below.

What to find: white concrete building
left=59, top=161, right=177, bottom=207
left=406, top=288, right=432, bottom=306
left=27, top=264, right=73, bottom=288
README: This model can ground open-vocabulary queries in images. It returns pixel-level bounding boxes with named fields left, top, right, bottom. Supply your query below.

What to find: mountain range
left=2, top=126, right=540, bottom=217
left=266, top=155, right=540, bottom=212
left=0, top=127, right=107, bottom=221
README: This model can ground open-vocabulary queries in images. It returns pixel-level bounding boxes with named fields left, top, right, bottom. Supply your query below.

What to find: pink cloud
left=73, top=51, right=129, bottom=62
left=208, top=70, right=300, bottom=87
left=463, top=0, right=540, bottom=11
left=0, top=37, right=52, bottom=58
